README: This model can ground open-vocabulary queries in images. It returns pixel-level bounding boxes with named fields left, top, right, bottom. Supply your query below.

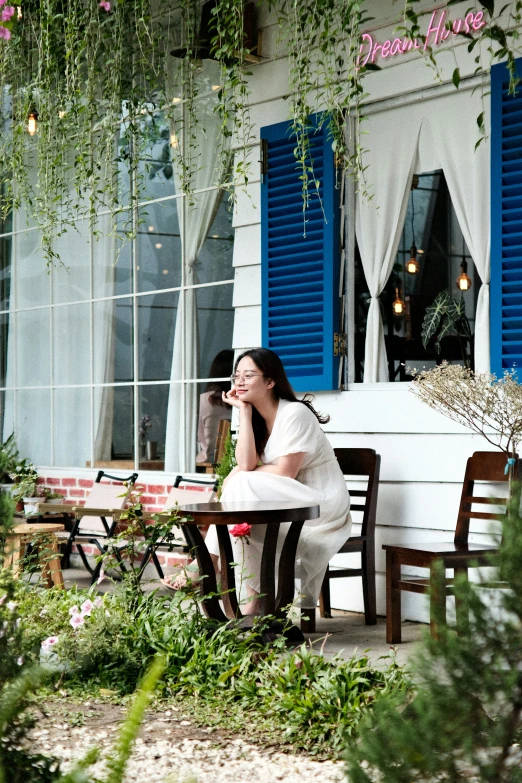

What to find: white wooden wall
left=231, top=0, right=503, bottom=622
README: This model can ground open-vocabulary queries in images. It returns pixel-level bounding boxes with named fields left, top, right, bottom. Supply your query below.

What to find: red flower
left=230, top=522, right=252, bottom=538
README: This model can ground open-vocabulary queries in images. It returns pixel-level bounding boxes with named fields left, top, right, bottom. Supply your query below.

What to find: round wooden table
left=177, top=501, right=320, bottom=642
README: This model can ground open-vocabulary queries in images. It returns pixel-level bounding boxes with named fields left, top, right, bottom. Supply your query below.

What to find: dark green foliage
left=346, top=485, right=522, bottom=783
left=214, top=431, right=237, bottom=496
left=422, top=290, right=473, bottom=366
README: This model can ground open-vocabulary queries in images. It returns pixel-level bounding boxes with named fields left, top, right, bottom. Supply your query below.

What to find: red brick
left=147, top=484, right=166, bottom=495
left=36, top=477, right=45, bottom=485
left=62, top=478, right=77, bottom=487
left=69, top=489, right=85, bottom=498
left=140, top=495, right=157, bottom=505
left=46, top=478, right=61, bottom=486
left=79, top=479, right=94, bottom=488
left=135, top=483, right=146, bottom=492
left=156, top=496, right=167, bottom=506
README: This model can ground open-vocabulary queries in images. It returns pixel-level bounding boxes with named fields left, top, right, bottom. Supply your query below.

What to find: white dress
left=205, top=399, right=351, bottom=608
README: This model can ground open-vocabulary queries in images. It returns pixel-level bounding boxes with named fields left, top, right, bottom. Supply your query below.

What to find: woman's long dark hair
left=235, top=348, right=330, bottom=455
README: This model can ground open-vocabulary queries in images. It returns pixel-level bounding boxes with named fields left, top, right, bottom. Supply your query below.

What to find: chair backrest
left=164, top=474, right=218, bottom=510
left=334, top=448, right=380, bottom=539
left=455, top=451, right=517, bottom=543
left=212, top=419, right=231, bottom=465
left=79, top=471, right=138, bottom=535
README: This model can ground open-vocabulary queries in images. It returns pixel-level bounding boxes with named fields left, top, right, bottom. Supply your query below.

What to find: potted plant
left=0, top=434, right=20, bottom=493
left=13, top=477, right=40, bottom=516
left=40, top=488, right=64, bottom=510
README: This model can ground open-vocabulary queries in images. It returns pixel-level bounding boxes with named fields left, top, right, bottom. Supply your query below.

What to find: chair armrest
left=34, top=502, right=78, bottom=515
left=74, top=507, right=126, bottom=519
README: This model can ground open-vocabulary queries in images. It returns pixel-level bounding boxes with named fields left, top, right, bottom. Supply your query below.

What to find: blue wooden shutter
left=491, top=59, right=522, bottom=376
left=260, top=114, right=340, bottom=392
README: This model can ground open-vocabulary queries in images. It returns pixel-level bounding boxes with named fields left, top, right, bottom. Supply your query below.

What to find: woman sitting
left=164, top=347, right=351, bottom=615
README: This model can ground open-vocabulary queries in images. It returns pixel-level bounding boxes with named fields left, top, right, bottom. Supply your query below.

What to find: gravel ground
left=31, top=700, right=345, bottom=783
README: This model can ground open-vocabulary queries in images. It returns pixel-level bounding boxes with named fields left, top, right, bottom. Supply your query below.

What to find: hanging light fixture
left=406, top=182, right=420, bottom=275
left=456, top=259, right=472, bottom=292
left=27, top=109, right=39, bottom=136
left=392, top=287, right=405, bottom=316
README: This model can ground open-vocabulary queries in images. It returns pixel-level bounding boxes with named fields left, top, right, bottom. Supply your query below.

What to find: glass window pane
left=103, top=385, right=134, bottom=461
left=137, top=199, right=182, bottom=293
left=14, top=231, right=51, bottom=310
left=16, top=309, right=50, bottom=386
left=93, top=212, right=133, bottom=299
left=52, top=220, right=91, bottom=304
left=192, top=284, right=234, bottom=379
left=0, top=233, right=12, bottom=312
left=138, top=113, right=176, bottom=203
left=53, top=388, right=91, bottom=467
left=138, top=291, right=178, bottom=381
left=0, top=313, right=9, bottom=388
left=53, top=303, right=90, bottom=385
left=195, top=195, right=234, bottom=284
left=15, top=389, right=51, bottom=465
left=139, top=384, right=169, bottom=468
left=93, top=298, right=133, bottom=385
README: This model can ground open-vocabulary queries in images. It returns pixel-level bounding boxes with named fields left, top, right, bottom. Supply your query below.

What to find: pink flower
left=94, top=597, right=103, bottom=608
left=42, top=636, right=59, bottom=651
left=70, top=613, right=84, bottom=629
left=99, top=1, right=110, bottom=10
left=230, top=522, right=252, bottom=538
left=97, top=567, right=105, bottom=585
left=1, top=6, right=14, bottom=21
left=80, top=599, right=93, bottom=617
left=0, top=2, right=6, bottom=7
left=0, top=27, right=11, bottom=40
left=68, top=605, right=79, bottom=615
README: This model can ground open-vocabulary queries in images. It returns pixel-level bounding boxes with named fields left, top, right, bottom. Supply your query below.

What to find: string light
left=392, top=287, right=405, bottom=316
left=406, top=184, right=420, bottom=275
left=27, top=110, right=38, bottom=136
left=456, top=259, right=472, bottom=291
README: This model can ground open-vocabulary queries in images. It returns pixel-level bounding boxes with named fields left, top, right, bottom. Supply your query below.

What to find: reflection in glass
left=0, top=314, right=8, bottom=388
left=14, top=229, right=50, bottom=310
left=53, top=387, right=91, bottom=467
left=194, top=355, right=233, bottom=468
left=195, top=195, right=234, bottom=285
left=16, top=309, right=51, bottom=386
left=93, top=298, right=133, bottom=385
left=101, top=384, right=134, bottom=460
left=194, top=283, right=234, bottom=379
left=52, top=220, right=91, bottom=304
left=53, top=303, right=90, bottom=385
left=16, top=389, right=51, bottom=465
left=138, top=290, right=178, bottom=381
left=139, top=384, right=169, bottom=466
left=138, top=199, right=182, bottom=292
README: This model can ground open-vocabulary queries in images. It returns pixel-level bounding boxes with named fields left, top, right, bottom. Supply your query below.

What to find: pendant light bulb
left=27, top=110, right=38, bottom=136
left=392, top=287, right=405, bottom=316
left=456, top=259, right=472, bottom=292
left=406, top=241, right=420, bottom=275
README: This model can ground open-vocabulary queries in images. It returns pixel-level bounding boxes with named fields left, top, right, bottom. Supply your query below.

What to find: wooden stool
left=4, top=523, right=65, bottom=589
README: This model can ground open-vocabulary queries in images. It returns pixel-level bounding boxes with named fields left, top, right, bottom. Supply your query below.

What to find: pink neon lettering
left=356, top=32, right=373, bottom=69
left=390, top=38, right=402, bottom=55
left=472, top=11, right=486, bottom=31
left=358, top=9, right=483, bottom=66
left=381, top=39, right=391, bottom=58
left=371, top=41, right=383, bottom=63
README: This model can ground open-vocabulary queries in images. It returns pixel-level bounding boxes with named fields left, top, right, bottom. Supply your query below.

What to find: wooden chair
left=384, top=451, right=513, bottom=643
left=196, top=419, right=231, bottom=474
left=318, top=448, right=380, bottom=627
left=4, top=522, right=65, bottom=589
left=137, top=474, right=219, bottom=579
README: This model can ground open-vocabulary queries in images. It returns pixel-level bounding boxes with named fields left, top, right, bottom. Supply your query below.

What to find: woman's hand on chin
left=222, top=389, right=252, bottom=413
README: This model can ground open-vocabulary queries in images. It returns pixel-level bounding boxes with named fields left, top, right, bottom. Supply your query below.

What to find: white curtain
left=164, top=60, right=230, bottom=472
left=417, top=91, right=491, bottom=373
left=355, top=108, right=422, bottom=382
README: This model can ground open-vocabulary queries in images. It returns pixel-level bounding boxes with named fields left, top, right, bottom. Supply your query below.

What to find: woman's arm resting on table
left=255, top=452, right=305, bottom=480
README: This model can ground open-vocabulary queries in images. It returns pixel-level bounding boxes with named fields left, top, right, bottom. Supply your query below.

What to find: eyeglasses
left=230, top=372, right=264, bottom=384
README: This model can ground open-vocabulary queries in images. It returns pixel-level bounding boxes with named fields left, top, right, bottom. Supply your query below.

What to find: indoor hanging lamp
left=27, top=109, right=38, bottom=136
left=456, top=236, right=472, bottom=291
left=392, top=287, right=405, bottom=316
left=406, top=186, right=420, bottom=275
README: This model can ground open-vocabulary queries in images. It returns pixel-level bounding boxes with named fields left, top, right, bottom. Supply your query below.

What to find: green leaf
left=421, top=289, right=451, bottom=350
left=452, top=68, right=461, bottom=89
left=479, top=0, right=495, bottom=15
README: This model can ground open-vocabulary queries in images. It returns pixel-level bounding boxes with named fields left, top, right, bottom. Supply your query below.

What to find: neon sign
left=357, top=9, right=486, bottom=69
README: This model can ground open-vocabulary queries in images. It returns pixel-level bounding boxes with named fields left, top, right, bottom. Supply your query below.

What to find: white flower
left=16, top=656, right=23, bottom=666
left=6, top=601, right=16, bottom=612
left=0, top=595, right=6, bottom=607
left=15, top=618, right=20, bottom=628
left=94, top=597, right=103, bottom=608
left=41, top=636, right=59, bottom=651
left=39, top=607, right=48, bottom=617
left=80, top=600, right=93, bottom=617
left=70, top=613, right=84, bottom=629
left=68, top=605, right=79, bottom=615
left=97, top=568, right=105, bottom=585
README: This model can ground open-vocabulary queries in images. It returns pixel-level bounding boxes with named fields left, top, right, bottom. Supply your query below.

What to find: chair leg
left=429, top=562, right=446, bottom=641
left=319, top=566, right=331, bottom=618
left=362, top=542, right=377, bottom=626
left=47, top=538, right=64, bottom=589
left=386, top=550, right=402, bottom=644
left=454, top=566, right=469, bottom=636
left=300, top=607, right=316, bottom=633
